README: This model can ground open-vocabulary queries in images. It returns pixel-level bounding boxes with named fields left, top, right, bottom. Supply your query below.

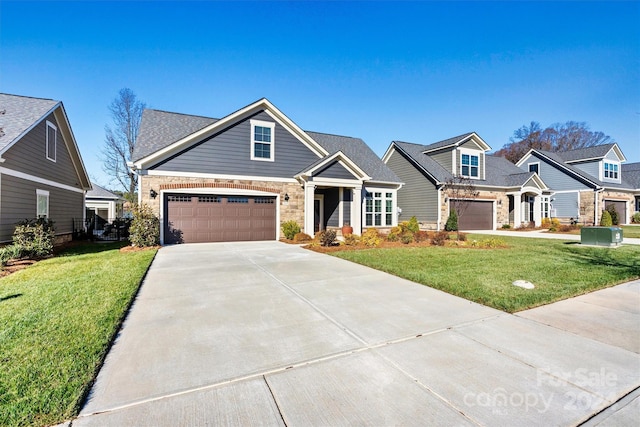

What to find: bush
left=501, top=224, right=511, bottom=229
left=400, top=231, right=414, bottom=244
left=406, top=216, right=420, bottom=234
left=431, top=231, right=449, bottom=246
left=541, top=218, right=551, bottom=228
left=558, top=224, right=577, bottom=233
left=457, top=232, right=467, bottom=242
left=361, top=228, right=382, bottom=247
left=470, top=238, right=507, bottom=248
left=633, top=212, right=640, bottom=224
left=606, top=205, right=619, bottom=225
left=293, top=232, right=312, bottom=243
left=129, top=204, right=160, bottom=247
left=281, top=220, right=301, bottom=240
left=386, top=226, right=401, bottom=242
left=414, top=230, right=430, bottom=243
left=316, top=229, right=337, bottom=247
left=445, top=210, right=458, bottom=231
left=0, top=244, right=23, bottom=267
left=600, top=210, right=613, bottom=227
left=12, top=218, right=55, bottom=258
left=343, top=234, right=360, bottom=246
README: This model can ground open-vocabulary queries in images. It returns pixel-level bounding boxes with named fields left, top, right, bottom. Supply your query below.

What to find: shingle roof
left=86, top=183, right=123, bottom=200
left=556, top=144, right=617, bottom=162
left=421, top=132, right=475, bottom=153
left=133, top=109, right=217, bottom=162
left=0, top=93, right=59, bottom=152
left=622, top=162, right=640, bottom=188
left=305, top=131, right=400, bottom=183
left=133, top=107, right=401, bottom=184
left=392, top=140, right=536, bottom=188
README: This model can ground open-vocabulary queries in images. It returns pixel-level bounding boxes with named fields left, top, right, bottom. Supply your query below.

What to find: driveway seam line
left=263, top=375, right=288, bottom=426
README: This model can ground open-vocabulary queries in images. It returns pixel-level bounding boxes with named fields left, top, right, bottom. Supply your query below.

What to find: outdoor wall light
left=150, top=189, right=158, bottom=199
left=284, top=193, right=290, bottom=202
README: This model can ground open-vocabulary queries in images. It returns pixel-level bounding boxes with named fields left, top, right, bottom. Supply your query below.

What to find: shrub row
left=1, top=218, right=55, bottom=267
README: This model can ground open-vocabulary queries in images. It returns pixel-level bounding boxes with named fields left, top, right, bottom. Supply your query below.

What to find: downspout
left=436, top=183, right=444, bottom=231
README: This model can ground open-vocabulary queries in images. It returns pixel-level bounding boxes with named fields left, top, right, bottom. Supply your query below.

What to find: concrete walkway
left=74, top=242, right=640, bottom=426
left=469, top=228, right=640, bottom=245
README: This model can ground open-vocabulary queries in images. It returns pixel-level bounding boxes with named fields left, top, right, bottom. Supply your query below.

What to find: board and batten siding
left=428, top=150, right=452, bottom=172
left=1, top=113, right=83, bottom=188
left=385, top=149, right=438, bottom=223
left=153, top=111, right=320, bottom=178
left=0, top=174, right=84, bottom=242
left=552, top=192, right=579, bottom=218
left=314, top=161, right=356, bottom=180
left=520, top=154, right=592, bottom=191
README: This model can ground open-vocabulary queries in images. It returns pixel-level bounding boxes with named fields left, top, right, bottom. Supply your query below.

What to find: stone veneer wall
left=436, top=189, right=506, bottom=230
left=579, top=190, right=595, bottom=226
left=140, top=175, right=306, bottom=227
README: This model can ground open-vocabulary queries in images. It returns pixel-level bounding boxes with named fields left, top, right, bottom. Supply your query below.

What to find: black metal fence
left=73, top=215, right=131, bottom=241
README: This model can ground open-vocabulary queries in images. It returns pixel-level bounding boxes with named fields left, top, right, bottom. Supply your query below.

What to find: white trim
left=296, top=150, right=371, bottom=181
left=145, top=169, right=298, bottom=183
left=46, top=120, right=57, bottom=162
left=309, top=177, right=364, bottom=186
left=527, top=161, right=540, bottom=174
left=381, top=145, right=395, bottom=163
left=338, top=187, right=344, bottom=226
left=314, top=194, right=324, bottom=233
left=0, top=166, right=86, bottom=193
left=363, top=188, right=396, bottom=227
left=458, top=148, right=481, bottom=179
left=36, top=189, right=50, bottom=217
left=601, top=160, right=621, bottom=183
left=250, top=119, right=275, bottom=162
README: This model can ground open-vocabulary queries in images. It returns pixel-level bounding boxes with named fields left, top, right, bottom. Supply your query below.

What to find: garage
left=452, top=200, right=493, bottom=230
left=604, top=200, right=627, bottom=225
left=164, top=194, right=276, bottom=244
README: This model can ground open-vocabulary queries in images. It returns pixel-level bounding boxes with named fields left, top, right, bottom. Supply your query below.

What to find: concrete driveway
left=75, top=241, right=640, bottom=426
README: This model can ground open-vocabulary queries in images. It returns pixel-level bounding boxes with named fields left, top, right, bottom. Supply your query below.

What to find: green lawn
left=331, top=234, right=640, bottom=313
left=621, top=225, right=640, bottom=239
left=0, top=242, right=157, bottom=427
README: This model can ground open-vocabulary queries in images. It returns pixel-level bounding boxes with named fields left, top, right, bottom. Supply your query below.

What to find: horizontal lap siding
left=1, top=113, right=81, bottom=188
left=521, top=154, right=591, bottom=191
left=573, top=161, right=599, bottom=180
left=553, top=192, right=579, bottom=218
left=315, top=161, right=355, bottom=179
left=153, top=111, right=320, bottom=178
left=0, top=174, right=84, bottom=242
left=386, top=150, right=438, bottom=223
left=429, top=150, right=451, bottom=171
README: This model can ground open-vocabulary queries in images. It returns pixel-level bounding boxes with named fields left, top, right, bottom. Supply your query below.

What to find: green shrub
left=293, top=232, right=312, bottom=243
left=281, top=220, right=301, bottom=240
left=501, top=224, right=511, bottom=229
left=457, top=232, right=467, bottom=242
left=0, top=244, right=23, bottom=267
left=129, top=204, right=160, bottom=247
left=343, top=234, right=360, bottom=246
left=470, top=238, right=507, bottom=248
left=633, top=212, right=640, bottom=224
left=316, top=229, right=337, bottom=247
left=431, top=230, right=449, bottom=246
left=400, top=231, right=414, bottom=244
left=12, top=218, right=55, bottom=258
left=606, top=205, right=619, bottom=225
left=445, top=210, right=458, bottom=231
left=406, top=216, right=420, bottom=234
left=386, top=226, right=401, bottom=242
left=361, top=228, right=382, bottom=247
left=600, top=210, right=613, bottom=226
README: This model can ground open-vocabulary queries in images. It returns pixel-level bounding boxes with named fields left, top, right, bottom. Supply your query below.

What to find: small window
left=46, top=121, right=57, bottom=162
left=168, top=195, right=192, bottom=202
left=250, top=120, right=275, bottom=161
left=604, top=162, right=619, bottom=180
left=528, top=163, right=539, bottom=174
left=198, top=196, right=221, bottom=203
left=228, top=197, right=249, bottom=204
left=254, top=197, right=274, bottom=204
left=37, top=189, right=49, bottom=218
left=461, top=153, right=479, bottom=178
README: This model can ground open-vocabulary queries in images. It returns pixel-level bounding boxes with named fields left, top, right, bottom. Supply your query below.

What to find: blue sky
left=2, top=1, right=639, bottom=190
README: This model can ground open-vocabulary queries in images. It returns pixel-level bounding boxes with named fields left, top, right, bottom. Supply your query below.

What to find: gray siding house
left=516, top=144, right=638, bottom=225
left=0, top=93, right=91, bottom=243
left=383, top=133, right=550, bottom=230
left=131, top=98, right=402, bottom=244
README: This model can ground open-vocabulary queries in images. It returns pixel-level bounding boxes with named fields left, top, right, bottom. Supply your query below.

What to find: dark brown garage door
left=165, top=194, right=276, bottom=244
left=604, top=200, right=627, bottom=225
left=452, top=200, right=493, bottom=230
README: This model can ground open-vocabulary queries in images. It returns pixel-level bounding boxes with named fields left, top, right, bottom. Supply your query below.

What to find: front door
left=314, top=195, right=324, bottom=233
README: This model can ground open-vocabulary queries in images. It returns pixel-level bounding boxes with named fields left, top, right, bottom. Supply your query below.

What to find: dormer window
left=603, top=161, right=619, bottom=180
left=46, top=121, right=57, bottom=162
left=461, top=153, right=479, bottom=178
left=250, top=119, right=275, bottom=161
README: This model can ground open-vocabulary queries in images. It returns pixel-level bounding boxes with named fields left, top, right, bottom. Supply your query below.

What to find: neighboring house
left=515, top=144, right=638, bottom=225
left=131, top=98, right=402, bottom=244
left=383, top=133, right=549, bottom=230
left=0, top=93, right=91, bottom=244
left=85, top=183, right=125, bottom=230
left=621, top=162, right=640, bottom=214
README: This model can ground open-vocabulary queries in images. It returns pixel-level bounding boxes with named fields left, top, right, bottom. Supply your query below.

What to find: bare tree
left=444, top=176, right=480, bottom=239
left=495, top=121, right=614, bottom=163
left=101, top=88, right=145, bottom=200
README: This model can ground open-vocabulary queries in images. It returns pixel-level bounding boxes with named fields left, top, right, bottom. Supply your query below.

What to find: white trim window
left=46, top=120, right=57, bottom=162
left=460, top=153, right=479, bottom=178
left=603, top=161, right=619, bottom=181
left=250, top=119, right=275, bottom=161
left=540, top=196, right=550, bottom=218
left=365, top=191, right=394, bottom=227
left=528, top=162, right=540, bottom=174
left=37, top=189, right=50, bottom=218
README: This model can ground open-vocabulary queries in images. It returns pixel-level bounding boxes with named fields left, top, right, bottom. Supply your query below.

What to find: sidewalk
left=471, top=228, right=640, bottom=245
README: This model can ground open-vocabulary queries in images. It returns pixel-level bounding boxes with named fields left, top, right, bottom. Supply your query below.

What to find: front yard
left=331, top=234, right=640, bottom=313
left=0, top=242, right=157, bottom=427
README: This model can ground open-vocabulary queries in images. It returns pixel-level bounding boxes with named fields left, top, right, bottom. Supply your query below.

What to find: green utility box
left=580, top=227, right=623, bottom=247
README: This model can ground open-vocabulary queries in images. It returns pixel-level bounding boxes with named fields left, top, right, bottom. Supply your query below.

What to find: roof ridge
left=306, top=129, right=360, bottom=140
left=145, top=108, right=217, bottom=120
left=0, top=92, right=59, bottom=103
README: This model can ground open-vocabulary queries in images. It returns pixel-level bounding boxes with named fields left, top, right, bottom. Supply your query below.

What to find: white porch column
left=513, top=192, right=522, bottom=228
left=533, top=195, right=542, bottom=227
left=352, top=185, right=362, bottom=235
left=304, top=183, right=316, bottom=236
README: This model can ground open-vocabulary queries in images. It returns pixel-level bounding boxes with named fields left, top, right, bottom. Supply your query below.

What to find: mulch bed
left=0, top=259, right=38, bottom=278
